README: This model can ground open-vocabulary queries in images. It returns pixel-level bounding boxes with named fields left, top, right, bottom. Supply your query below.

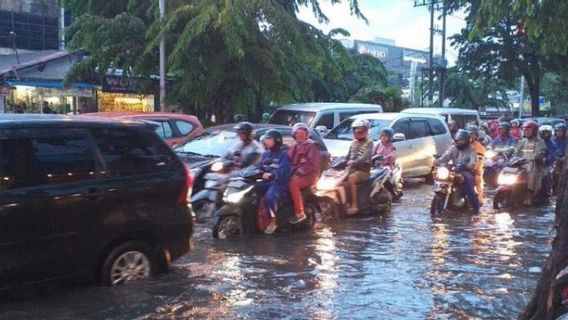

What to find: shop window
left=175, top=121, right=195, bottom=136
left=0, top=135, right=97, bottom=190
left=92, top=128, right=177, bottom=177
left=154, top=121, right=174, bottom=139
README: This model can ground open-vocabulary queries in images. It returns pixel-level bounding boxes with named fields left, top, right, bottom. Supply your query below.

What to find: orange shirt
left=472, top=141, right=486, bottom=172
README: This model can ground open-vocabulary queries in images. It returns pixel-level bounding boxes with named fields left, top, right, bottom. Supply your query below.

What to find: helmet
left=539, top=125, right=553, bottom=133
left=261, top=129, right=283, bottom=149
left=510, top=119, right=520, bottom=127
left=381, top=128, right=395, bottom=138
left=234, top=122, right=254, bottom=135
left=454, top=129, right=471, bottom=143
left=261, top=112, right=271, bottom=122
left=522, top=120, right=538, bottom=130
left=351, top=118, right=370, bottom=129
left=498, top=122, right=511, bottom=130
left=292, top=122, right=309, bottom=136
left=466, top=125, right=479, bottom=135
left=555, top=123, right=567, bottom=132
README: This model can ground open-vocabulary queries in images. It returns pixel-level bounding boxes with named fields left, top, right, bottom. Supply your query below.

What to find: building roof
left=0, top=50, right=68, bottom=76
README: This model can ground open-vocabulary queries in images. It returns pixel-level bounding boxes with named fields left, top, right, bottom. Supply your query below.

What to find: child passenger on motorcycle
left=288, top=123, right=321, bottom=224
left=346, top=119, right=374, bottom=215
left=373, top=128, right=397, bottom=169
left=257, top=130, right=292, bottom=234
left=434, top=129, right=481, bottom=214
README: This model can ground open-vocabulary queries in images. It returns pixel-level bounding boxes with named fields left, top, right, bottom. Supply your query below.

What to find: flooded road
left=0, top=181, right=555, bottom=319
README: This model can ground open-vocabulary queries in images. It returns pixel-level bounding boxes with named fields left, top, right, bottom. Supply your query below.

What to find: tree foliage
left=62, top=0, right=375, bottom=122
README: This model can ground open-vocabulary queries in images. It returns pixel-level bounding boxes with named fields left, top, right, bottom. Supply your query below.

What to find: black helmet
left=234, top=122, right=254, bottom=135
left=555, top=123, right=567, bottom=132
left=381, top=128, right=395, bottom=138
left=455, top=129, right=471, bottom=143
left=498, top=122, right=510, bottom=130
left=465, top=125, right=479, bottom=135
left=261, top=129, right=283, bottom=149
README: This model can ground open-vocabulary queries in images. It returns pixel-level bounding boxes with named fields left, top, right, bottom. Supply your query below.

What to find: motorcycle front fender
left=434, top=182, right=449, bottom=194
left=211, top=204, right=243, bottom=226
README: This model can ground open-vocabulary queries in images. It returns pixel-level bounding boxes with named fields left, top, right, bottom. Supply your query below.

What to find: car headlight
left=211, top=162, right=224, bottom=172
left=436, top=167, right=450, bottom=180
left=497, top=173, right=518, bottom=185
left=486, top=150, right=496, bottom=160
left=223, top=186, right=253, bottom=204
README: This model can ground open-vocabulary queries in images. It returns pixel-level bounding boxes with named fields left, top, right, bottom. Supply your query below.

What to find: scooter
left=314, top=156, right=396, bottom=219
left=211, top=166, right=316, bottom=239
left=430, top=158, right=474, bottom=215
left=483, top=147, right=514, bottom=188
left=191, top=159, right=234, bottom=221
left=493, top=156, right=529, bottom=209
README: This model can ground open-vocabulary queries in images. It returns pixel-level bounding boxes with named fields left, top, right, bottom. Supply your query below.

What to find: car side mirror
left=393, top=133, right=406, bottom=141
left=315, top=126, right=329, bottom=135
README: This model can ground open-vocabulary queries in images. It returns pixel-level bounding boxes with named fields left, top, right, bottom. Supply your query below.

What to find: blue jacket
left=553, top=137, right=567, bottom=158
left=491, top=135, right=517, bottom=151
left=543, top=138, right=555, bottom=166
left=257, top=148, right=292, bottom=189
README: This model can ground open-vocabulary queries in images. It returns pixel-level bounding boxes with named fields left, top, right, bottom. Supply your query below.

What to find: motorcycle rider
left=539, top=125, right=555, bottom=200
left=448, top=120, right=459, bottom=139
left=553, top=123, right=568, bottom=158
left=373, top=128, right=397, bottom=169
left=434, top=129, right=481, bottom=214
left=491, top=122, right=517, bottom=152
left=466, top=125, right=486, bottom=205
left=510, top=119, right=522, bottom=139
left=225, top=122, right=263, bottom=168
left=516, top=120, right=548, bottom=205
left=345, top=119, right=374, bottom=215
left=257, top=130, right=292, bottom=234
left=288, top=123, right=321, bottom=224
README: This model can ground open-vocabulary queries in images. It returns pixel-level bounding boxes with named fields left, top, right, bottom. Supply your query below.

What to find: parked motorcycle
left=212, top=166, right=316, bottom=239
left=191, top=159, right=234, bottom=221
left=314, top=156, right=397, bottom=219
left=430, top=159, right=474, bottom=215
left=483, top=147, right=514, bottom=188
left=492, top=157, right=528, bottom=209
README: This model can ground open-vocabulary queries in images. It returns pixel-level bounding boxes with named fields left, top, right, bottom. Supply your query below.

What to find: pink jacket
left=373, top=142, right=397, bottom=168
left=288, top=139, right=321, bottom=179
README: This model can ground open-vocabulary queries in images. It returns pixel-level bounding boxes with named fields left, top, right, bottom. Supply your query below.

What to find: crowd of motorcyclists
left=212, top=115, right=567, bottom=235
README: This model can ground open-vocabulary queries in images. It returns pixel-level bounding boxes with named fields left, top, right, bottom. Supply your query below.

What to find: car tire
left=98, top=241, right=157, bottom=286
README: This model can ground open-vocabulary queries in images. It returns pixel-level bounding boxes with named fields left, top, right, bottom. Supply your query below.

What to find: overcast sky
left=297, top=0, right=466, bottom=65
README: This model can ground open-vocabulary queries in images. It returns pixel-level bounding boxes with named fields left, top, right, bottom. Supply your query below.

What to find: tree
left=63, top=0, right=368, bottom=123
left=442, top=67, right=510, bottom=109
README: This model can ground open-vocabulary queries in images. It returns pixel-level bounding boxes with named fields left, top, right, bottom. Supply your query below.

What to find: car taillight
left=178, top=164, right=193, bottom=205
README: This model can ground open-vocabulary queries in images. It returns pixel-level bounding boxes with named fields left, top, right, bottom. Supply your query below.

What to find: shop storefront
left=97, top=76, right=156, bottom=112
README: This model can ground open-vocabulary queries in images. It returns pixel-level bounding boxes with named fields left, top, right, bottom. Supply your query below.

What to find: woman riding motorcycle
left=287, top=123, right=321, bottom=224
left=257, top=130, right=292, bottom=234
left=345, top=119, right=374, bottom=215
left=434, top=129, right=480, bottom=214
left=516, top=120, right=547, bottom=205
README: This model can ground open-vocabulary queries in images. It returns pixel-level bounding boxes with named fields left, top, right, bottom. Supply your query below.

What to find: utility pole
left=159, top=0, right=166, bottom=112
left=60, top=6, right=65, bottom=50
left=519, top=76, right=524, bottom=118
left=439, top=1, right=447, bottom=108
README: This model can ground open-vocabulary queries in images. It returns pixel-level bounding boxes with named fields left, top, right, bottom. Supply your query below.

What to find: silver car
left=322, top=113, right=453, bottom=179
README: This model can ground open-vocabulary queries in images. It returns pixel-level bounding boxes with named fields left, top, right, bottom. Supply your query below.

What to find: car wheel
left=98, top=241, right=156, bottom=286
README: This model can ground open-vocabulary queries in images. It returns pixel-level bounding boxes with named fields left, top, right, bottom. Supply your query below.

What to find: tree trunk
left=528, top=76, right=540, bottom=117
left=521, top=157, right=568, bottom=319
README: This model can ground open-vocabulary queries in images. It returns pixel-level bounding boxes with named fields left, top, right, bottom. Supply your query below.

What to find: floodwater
left=0, top=181, right=555, bottom=319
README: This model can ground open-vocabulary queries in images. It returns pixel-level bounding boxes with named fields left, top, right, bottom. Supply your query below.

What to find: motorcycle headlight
left=436, top=167, right=450, bottom=180
left=223, top=186, right=253, bottom=204
left=497, top=173, right=518, bottom=185
left=211, top=162, right=224, bottom=172
left=486, top=150, right=496, bottom=160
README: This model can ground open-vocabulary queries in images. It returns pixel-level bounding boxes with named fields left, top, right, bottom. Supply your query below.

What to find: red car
left=83, top=112, right=204, bottom=147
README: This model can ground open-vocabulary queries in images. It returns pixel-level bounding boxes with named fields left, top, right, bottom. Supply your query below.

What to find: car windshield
left=175, top=130, right=239, bottom=157
left=269, top=110, right=317, bottom=127
left=324, top=119, right=390, bottom=141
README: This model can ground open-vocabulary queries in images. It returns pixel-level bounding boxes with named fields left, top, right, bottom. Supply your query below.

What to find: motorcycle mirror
left=315, top=125, right=329, bottom=136
left=393, top=133, right=406, bottom=142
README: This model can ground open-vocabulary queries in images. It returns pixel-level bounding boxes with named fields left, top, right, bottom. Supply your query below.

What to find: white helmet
left=351, top=118, right=370, bottom=129
left=539, top=125, right=553, bottom=133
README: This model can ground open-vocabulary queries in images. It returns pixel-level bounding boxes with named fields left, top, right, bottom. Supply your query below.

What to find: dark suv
left=0, top=115, right=194, bottom=290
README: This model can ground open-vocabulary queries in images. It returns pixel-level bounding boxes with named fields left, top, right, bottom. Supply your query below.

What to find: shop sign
left=59, top=87, right=93, bottom=97
left=0, top=86, right=11, bottom=96
left=103, top=76, right=156, bottom=94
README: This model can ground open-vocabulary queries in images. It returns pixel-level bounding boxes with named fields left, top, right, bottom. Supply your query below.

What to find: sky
left=297, top=0, right=466, bottom=65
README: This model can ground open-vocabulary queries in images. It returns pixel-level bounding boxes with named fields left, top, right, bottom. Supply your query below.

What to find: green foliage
left=542, top=73, right=568, bottom=115
left=443, top=67, right=510, bottom=109
left=63, top=0, right=372, bottom=122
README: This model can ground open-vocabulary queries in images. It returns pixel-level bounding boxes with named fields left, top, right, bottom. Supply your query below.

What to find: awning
left=5, top=79, right=92, bottom=90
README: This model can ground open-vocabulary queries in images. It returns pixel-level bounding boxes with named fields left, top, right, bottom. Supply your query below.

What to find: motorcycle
left=314, top=156, right=399, bottom=219
left=492, top=156, right=528, bottom=210
left=211, top=166, right=316, bottom=239
left=430, top=158, right=474, bottom=215
left=191, top=159, right=234, bottom=222
left=483, top=147, right=514, bottom=188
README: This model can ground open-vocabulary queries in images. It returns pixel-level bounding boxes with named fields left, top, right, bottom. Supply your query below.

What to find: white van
left=269, top=103, right=383, bottom=134
left=401, top=107, right=480, bottom=129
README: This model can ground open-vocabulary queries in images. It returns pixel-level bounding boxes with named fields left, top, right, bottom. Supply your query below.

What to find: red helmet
left=522, top=120, right=538, bottom=130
